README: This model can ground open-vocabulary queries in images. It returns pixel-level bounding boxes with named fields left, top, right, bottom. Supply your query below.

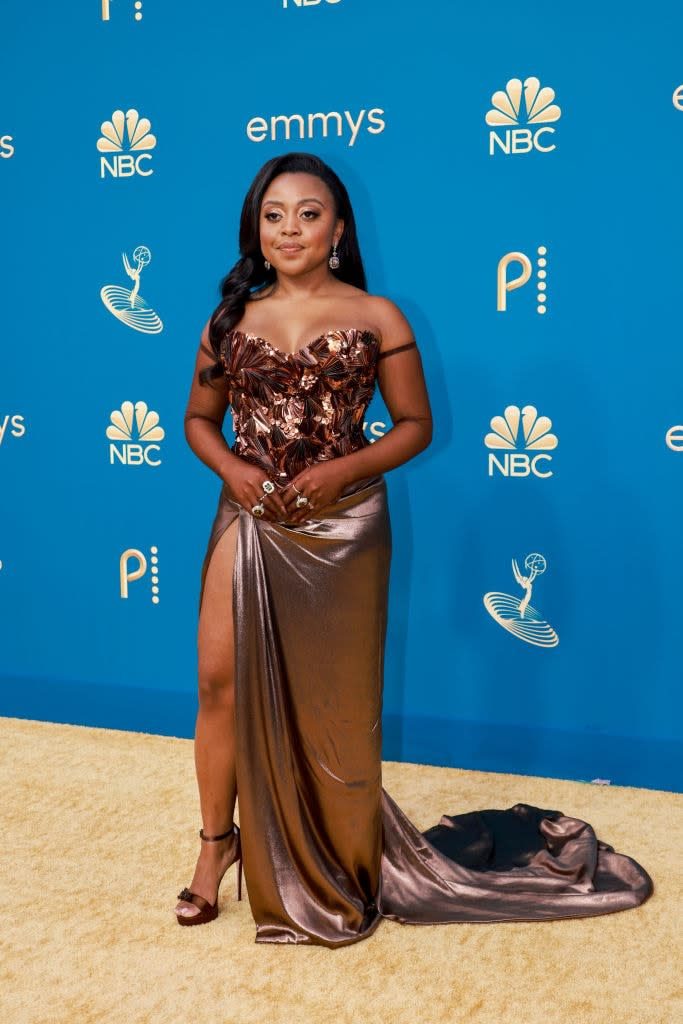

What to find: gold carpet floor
left=2, top=716, right=680, bottom=1024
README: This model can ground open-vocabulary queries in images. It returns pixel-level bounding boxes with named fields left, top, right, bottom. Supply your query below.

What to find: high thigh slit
left=189, top=326, right=653, bottom=947
left=199, top=500, right=240, bottom=620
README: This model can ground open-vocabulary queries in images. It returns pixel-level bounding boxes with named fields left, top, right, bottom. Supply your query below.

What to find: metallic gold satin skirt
left=199, top=475, right=653, bottom=947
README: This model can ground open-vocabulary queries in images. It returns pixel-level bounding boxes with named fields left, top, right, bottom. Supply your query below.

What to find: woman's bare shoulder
left=363, top=294, right=415, bottom=344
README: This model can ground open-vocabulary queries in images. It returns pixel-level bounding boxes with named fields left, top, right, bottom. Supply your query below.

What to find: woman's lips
left=278, top=245, right=303, bottom=254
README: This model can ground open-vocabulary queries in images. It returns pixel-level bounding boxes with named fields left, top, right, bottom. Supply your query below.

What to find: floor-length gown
left=196, top=326, right=653, bottom=947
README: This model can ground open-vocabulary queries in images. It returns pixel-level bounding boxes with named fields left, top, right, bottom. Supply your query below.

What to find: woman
left=175, top=152, right=652, bottom=946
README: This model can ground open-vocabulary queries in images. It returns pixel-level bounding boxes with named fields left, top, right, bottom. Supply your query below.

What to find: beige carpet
left=1, top=716, right=680, bottom=1024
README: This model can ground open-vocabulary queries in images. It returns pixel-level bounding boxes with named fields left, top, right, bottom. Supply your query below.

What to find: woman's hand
left=224, top=462, right=288, bottom=522
left=282, top=460, right=352, bottom=524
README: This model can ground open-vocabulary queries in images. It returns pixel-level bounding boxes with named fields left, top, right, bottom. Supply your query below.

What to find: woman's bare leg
left=175, top=519, right=240, bottom=918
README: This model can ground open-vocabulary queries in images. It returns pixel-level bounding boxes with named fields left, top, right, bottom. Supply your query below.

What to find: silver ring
left=262, top=480, right=275, bottom=495
left=252, top=502, right=265, bottom=517
left=296, top=493, right=309, bottom=508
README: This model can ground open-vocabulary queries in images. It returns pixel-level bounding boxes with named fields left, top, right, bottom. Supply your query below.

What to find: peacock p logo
left=497, top=246, right=548, bottom=314
left=107, top=401, right=165, bottom=466
left=486, top=77, right=561, bottom=156
left=485, top=405, right=557, bottom=477
left=120, top=545, right=160, bottom=603
left=98, top=109, right=156, bottom=178
left=101, top=0, right=144, bottom=19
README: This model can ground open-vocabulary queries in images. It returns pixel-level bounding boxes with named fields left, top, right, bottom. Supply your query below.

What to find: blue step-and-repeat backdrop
left=2, top=2, right=681, bottom=791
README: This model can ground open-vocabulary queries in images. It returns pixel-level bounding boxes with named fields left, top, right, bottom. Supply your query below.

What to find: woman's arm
left=184, top=320, right=288, bottom=519
left=335, top=297, right=432, bottom=480
left=283, top=299, right=433, bottom=519
left=183, top=320, right=238, bottom=483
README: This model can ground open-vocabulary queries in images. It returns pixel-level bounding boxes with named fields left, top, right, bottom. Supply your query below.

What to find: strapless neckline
left=226, top=326, right=380, bottom=361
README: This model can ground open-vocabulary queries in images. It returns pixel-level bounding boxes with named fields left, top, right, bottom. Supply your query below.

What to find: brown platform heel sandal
left=176, top=823, right=243, bottom=926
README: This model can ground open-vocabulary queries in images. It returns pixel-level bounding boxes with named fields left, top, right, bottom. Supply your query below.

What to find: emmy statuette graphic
left=100, top=246, right=163, bottom=333
left=484, top=553, right=559, bottom=647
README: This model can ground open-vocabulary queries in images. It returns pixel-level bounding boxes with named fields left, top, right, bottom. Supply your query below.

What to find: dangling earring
left=264, top=259, right=271, bottom=270
left=328, top=242, right=340, bottom=270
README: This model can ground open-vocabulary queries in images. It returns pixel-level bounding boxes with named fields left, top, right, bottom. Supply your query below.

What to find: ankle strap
left=199, top=824, right=238, bottom=842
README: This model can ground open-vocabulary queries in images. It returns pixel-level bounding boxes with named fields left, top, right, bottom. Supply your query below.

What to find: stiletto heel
left=175, top=822, right=242, bottom=926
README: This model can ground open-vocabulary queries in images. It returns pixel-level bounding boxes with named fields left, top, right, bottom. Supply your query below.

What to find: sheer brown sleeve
left=184, top=322, right=238, bottom=484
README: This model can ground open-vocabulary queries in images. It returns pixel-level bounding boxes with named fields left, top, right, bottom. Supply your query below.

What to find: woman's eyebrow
left=262, top=197, right=326, bottom=207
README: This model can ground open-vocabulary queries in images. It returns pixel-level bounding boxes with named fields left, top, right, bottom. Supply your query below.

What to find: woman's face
left=259, top=172, right=343, bottom=277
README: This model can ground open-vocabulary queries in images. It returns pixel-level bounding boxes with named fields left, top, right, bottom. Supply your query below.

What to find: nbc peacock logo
left=486, top=77, right=561, bottom=156
left=97, top=108, right=156, bottom=178
left=485, top=405, right=557, bottom=477
left=107, top=401, right=165, bottom=466
left=483, top=553, right=559, bottom=647
left=100, top=246, right=163, bottom=333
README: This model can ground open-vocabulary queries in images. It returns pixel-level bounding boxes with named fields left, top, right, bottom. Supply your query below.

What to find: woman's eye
left=263, top=209, right=318, bottom=221
left=264, top=207, right=321, bottom=220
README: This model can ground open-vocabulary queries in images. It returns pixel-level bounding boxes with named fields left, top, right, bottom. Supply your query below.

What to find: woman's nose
left=281, top=214, right=301, bottom=235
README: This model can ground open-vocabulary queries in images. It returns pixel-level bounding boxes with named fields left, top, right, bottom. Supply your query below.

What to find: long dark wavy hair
left=199, top=152, right=367, bottom=384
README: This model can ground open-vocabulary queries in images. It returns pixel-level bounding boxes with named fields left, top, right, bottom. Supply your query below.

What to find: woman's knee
left=197, top=669, right=235, bottom=708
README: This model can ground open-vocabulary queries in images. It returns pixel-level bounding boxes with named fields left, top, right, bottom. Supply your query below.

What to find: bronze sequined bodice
left=220, top=327, right=381, bottom=481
